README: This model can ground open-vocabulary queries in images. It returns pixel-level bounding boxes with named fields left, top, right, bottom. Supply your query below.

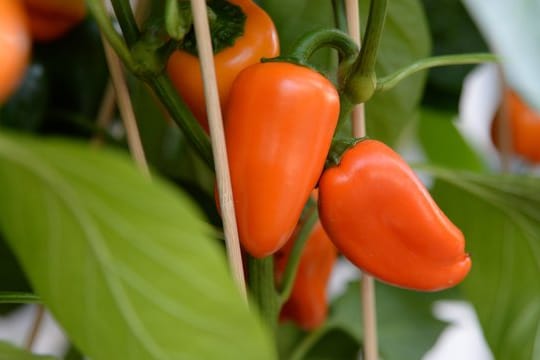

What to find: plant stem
left=344, top=0, right=388, bottom=103
left=86, top=0, right=137, bottom=71
left=376, top=53, right=499, bottom=92
left=110, top=0, right=141, bottom=46
left=248, top=256, right=279, bottom=332
left=0, top=292, right=41, bottom=304
left=332, top=0, right=348, bottom=33
left=149, top=76, right=214, bottom=168
left=278, top=202, right=318, bottom=305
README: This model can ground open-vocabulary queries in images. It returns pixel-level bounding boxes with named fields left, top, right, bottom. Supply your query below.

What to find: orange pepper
left=22, top=0, right=86, bottom=42
left=318, top=139, right=471, bottom=291
left=0, top=0, right=31, bottom=103
left=167, top=0, right=279, bottom=132
left=275, top=221, right=337, bottom=330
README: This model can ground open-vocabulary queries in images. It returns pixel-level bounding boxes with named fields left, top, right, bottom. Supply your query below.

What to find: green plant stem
left=0, top=292, right=41, bottom=304
left=150, top=76, right=214, bottom=168
left=279, top=203, right=318, bottom=305
left=288, top=29, right=359, bottom=66
left=376, top=53, right=499, bottom=92
left=88, top=0, right=213, bottom=168
left=248, top=256, right=279, bottom=333
left=86, top=0, right=137, bottom=71
left=344, top=0, right=388, bottom=103
left=110, top=0, right=141, bottom=46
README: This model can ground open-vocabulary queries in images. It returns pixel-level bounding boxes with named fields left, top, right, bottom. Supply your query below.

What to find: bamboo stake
left=101, top=39, right=150, bottom=178
left=24, top=305, right=45, bottom=350
left=345, top=0, right=378, bottom=359
left=189, top=0, right=247, bottom=300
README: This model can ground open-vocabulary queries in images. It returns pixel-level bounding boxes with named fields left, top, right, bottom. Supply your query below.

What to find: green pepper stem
left=110, top=0, right=141, bottom=47
left=248, top=256, right=279, bottom=333
left=0, top=292, right=41, bottom=304
left=344, top=0, right=388, bottom=104
left=376, top=53, right=499, bottom=92
left=278, top=200, right=319, bottom=305
left=288, top=29, right=359, bottom=66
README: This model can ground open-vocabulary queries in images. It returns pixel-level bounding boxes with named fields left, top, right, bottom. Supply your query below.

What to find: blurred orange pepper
left=0, top=0, right=31, bottom=103
left=22, top=0, right=86, bottom=42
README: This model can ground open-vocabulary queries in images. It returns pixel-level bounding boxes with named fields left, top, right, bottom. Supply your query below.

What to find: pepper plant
left=0, top=0, right=540, bottom=359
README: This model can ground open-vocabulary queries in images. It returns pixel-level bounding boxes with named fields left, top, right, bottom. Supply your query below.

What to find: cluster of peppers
left=0, top=0, right=87, bottom=104
left=165, top=0, right=471, bottom=330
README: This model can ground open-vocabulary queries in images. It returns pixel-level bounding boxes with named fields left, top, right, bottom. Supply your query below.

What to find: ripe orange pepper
left=224, top=62, right=340, bottom=258
left=167, top=0, right=279, bottom=132
left=275, top=221, right=337, bottom=330
left=0, top=0, right=31, bottom=104
left=318, top=139, right=471, bottom=291
left=491, top=89, right=540, bottom=163
left=22, top=0, right=87, bottom=42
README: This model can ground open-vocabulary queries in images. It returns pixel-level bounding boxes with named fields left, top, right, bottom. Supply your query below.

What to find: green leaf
left=363, top=0, right=432, bottom=145
left=281, top=279, right=446, bottom=359
left=461, top=0, right=540, bottom=111
left=428, top=168, right=540, bottom=359
left=418, top=108, right=485, bottom=171
left=0, top=132, right=274, bottom=360
left=0, top=342, right=57, bottom=360
left=327, top=280, right=446, bottom=360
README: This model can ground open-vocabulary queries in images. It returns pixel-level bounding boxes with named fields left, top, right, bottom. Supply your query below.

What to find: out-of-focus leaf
left=428, top=167, right=540, bottom=359
left=0, top=132, right=275, bottom=360
left=420, top=0, right=487, bottom=108
left=281, top=280, right=447, bottom=359
left=462, top=0, right=540, bottom=111
left=0, top=342, right=57, bottom=360
left=418, top=108, right=485, bottom=171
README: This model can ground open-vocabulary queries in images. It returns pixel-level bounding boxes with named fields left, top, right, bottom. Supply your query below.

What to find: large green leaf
left=428, top=168, right=540, bottom=359
left=0, top=132, right=274, bottom=360
left=279, top=280, right=446, bottom=359
left=363, top=0, right=431, bottom=145
left=461, top=0, right=540, bottom=111
left=0, top=342, right=57, bottom=360
left=418, top=108, right=485, bottom=171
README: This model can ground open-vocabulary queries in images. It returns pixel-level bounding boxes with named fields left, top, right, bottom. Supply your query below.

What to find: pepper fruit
left=0, top=0, right=31, bottom=104
left=167, top=0, right=279, bottom=132
left=22, top=0, right=87, bottom=42
left=224, top=61, right=340, bottom=258
left=318, top=139, right=471, bottom=291
left=275, top=220, right=337, bottom=330
left=491, top=88, right=540, bottom=164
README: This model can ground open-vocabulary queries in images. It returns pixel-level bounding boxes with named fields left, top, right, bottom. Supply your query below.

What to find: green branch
left=86, top=0, right=137, bottom=71
left=110, top=0, right=141, bottom=46
left=248, top=256, right=279, bottom=333
left=0, top=292, right=41, bottom=304
left=344, top=0, right=388, bottom=103
left=377, top=53, right=499, bottom=92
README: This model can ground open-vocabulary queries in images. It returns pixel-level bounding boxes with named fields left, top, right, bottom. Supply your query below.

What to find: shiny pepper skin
left=275, top=221, right=337, bottom=330
left=224, top=62, right=340, bottom=258
left=22, top=0, right=87, bottom=42
left=167, top=0, right=279, bottom=132
left=0, top=0, right=31, bottom=104
left=491, top=89, right=540, bottom=163
left=318, top=140, right=471, bottom=291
